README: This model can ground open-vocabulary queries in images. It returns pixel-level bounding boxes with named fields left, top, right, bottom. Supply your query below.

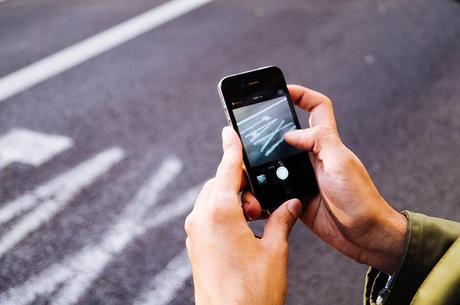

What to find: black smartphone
left=217, top=66, right=318, bottom=211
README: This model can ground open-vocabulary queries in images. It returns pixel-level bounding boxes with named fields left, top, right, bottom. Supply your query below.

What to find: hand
left=242, top=85, right=407, bottom=275
left=185, top=126, right=302, bottom=305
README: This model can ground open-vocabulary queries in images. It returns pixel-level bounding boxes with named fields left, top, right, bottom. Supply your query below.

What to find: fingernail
left=242, top=201, right=254, bottom=221
left=222, top=126, right=233, bottom=149
left=284, top=130, right=297, bottom=140
left=287, top=199, right=302, bottom=218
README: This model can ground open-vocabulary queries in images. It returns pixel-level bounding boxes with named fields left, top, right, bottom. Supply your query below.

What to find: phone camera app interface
left=233, top=93, right=300, bottom=167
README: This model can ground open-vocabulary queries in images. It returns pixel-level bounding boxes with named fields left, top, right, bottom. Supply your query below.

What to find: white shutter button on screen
left=276, top=166, right=289, bottom=180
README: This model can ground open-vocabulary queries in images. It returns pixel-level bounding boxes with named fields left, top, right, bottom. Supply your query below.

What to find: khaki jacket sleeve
left=364, top=211, right=460, bottom=305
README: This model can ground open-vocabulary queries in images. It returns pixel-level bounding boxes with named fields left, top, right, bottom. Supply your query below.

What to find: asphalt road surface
left=1, top=0, right=460, bottom=304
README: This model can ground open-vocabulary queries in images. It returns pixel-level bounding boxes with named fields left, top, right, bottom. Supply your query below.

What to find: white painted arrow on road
left=0, top=128, right=73, bottom=169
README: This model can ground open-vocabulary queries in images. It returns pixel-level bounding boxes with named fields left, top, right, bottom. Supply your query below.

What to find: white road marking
left=0, top=179, right=198, bottom=305
left=252, top=120, right=294, bottom=154
left=246, top=118, right=277, bottom=143
left=254, top=119, right=285, bottom=150
left=236, top=97, right=286, bottom=126
left=0, top=194, right=35, bottom=225
left=133, top=250, right=191, bottom=305
left=240, top=115, right=271, bottom=135
left=0, top=147, right=123, bottom=225
left=0, top=147, right=124, bottom=258
left=142, top=186, right=198, bottom=230
left=52, top=158, right=183, bottom=305
left=0, top=0, right=213, bottom=103
left=0, top=129, right=73, bottom=169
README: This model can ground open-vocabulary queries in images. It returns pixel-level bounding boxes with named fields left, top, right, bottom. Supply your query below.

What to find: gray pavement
left=0, top=0, right=459, bottom=304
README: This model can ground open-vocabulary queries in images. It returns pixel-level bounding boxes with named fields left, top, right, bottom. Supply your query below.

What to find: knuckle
left=208, top=193, right=238, bottom=222
left=209, top=205, right=231, bottom=223
left=208, top=207, right=226, bottom=223
left=184, top=213, right=194, bottom=235
left=202, top=179, right=215, bottom=191
left=323, top=96, right=333, bottom=107
left=274, top=214, right=291, bottom=230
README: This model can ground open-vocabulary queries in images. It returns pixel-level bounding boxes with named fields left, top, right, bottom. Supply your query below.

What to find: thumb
left=284, top=128, right=315, bottom=151
left=284, top=126, right=341, bottom=156
left=214, top=126, right=243, bottom=193
left=263, top=199, right=301, bottom=245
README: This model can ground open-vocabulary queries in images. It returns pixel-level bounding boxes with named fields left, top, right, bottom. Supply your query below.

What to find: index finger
left=288, top=84, right=337, bottom=130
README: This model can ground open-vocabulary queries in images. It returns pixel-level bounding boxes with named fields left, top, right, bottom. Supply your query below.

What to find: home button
left=276, top=166, right=289, bottom=180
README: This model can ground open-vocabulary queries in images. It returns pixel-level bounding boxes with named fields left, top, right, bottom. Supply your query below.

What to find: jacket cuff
left=364, top=211, right=460, bottom=305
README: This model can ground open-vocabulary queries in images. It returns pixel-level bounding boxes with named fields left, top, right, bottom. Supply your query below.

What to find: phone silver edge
left=217, top=79, right=257, bottom=200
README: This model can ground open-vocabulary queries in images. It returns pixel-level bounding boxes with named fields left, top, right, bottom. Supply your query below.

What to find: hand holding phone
left=218, top=66, right=319, bottom=210
left=243, top=84, right=408, bottom=275
left=185, top=126, right=301, bottom=305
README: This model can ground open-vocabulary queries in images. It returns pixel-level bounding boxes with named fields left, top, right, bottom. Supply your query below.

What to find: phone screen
left=233, top=91, right=300, bottom=167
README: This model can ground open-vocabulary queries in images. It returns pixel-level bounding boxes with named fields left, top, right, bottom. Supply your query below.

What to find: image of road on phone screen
left=233, top=96, right=300, bottom=167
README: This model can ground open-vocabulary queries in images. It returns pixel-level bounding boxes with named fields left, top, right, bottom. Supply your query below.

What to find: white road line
left=0, top=0, right=213, bottom=103
left=0, top=147, right=124, bottom=258
left=133, top=250, right=191, bottom=305
left=0, top=181, right=198, bottom=305
left=236, top=97, right=286, bottom=127
left=240, top=116, right=271, bottom=135
left=0, top=146, right=122, bottom=225
left=0, top=260, right=74, bottom=305
left=0, top=129, right=73, bottom=169
left=0, top=194, right=35, bottom=225
left=141, top=186, right=198, bottom=230
left=59, top=185, right=196, bottom=305
left=52, top=158, right=183, bottom=305
left=53, top=184, right=197, bottom=305
left=256, top=119, right=285, bottom=151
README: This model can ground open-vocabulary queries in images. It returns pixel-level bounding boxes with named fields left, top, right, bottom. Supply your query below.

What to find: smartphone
left=217, top=66, right=318, bottom=211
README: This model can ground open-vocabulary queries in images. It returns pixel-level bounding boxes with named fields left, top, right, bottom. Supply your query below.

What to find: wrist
left=361, top=206, right=408, bottom=275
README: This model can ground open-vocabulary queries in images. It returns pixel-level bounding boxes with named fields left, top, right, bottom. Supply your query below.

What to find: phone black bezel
left=220, top=66, right=303, bottom=157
